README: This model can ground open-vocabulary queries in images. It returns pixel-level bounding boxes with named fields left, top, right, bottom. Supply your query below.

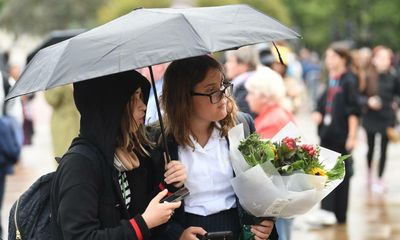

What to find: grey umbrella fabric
left=6, top=4, right=300, bottom=100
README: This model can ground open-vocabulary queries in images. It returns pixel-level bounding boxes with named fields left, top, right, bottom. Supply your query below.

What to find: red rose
left=302, top=144, right=317, bottom=157
left=282, top=137, right=296, bottom=151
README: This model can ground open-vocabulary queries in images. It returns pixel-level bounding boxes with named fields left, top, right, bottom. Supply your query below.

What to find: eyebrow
left=202, top=82, right=219, bottom=90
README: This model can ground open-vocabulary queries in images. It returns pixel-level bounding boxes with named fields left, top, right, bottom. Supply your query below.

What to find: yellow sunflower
left=308, top=167, right=327, bottom=176
left=270, top=144, right=279, bottom=160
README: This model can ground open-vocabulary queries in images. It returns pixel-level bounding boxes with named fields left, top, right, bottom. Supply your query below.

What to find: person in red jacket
left=245, top=66, right=294, bottom=139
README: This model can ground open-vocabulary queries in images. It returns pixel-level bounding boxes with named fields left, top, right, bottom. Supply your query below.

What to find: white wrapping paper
left=228, top=122, right=344, bottom=218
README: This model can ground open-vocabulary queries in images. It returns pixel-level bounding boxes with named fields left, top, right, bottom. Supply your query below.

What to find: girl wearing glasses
left=156, top=55, right=276, bottom=240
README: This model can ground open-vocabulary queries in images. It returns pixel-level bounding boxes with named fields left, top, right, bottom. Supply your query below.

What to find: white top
left=178, top=125, right=236, bottom=216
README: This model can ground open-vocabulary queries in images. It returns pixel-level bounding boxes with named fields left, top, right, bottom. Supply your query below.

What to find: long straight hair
left=117, top=93, right=153, bottom=156
left=162, top=55, right=238, bottom=148
left=365, top=45, right=394, bottom=96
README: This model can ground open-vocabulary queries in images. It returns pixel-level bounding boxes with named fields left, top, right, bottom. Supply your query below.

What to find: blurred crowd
left=1, top=39, right=400, bottom=238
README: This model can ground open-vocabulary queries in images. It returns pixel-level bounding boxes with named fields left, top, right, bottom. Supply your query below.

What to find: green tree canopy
left=0, top=0, right=106, bottom=35
left=284, top=0, right=400, bottom=52
left=198, top=0, right=292, bottom=25
left=97, top=0, right=170, bottom=24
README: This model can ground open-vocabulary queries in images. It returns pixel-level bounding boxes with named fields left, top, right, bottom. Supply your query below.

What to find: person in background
left=138, top=63, right=169, bottom=125
left=312, top=45, right=361, bottom=224
left=158, top=55, right=276, bottom=240
left=50, top=70, right=185, bottom=240
left=359, top=46, right=400, bottom=193
left=270, top=44, right=305, bottom=114
left=8, top=64, right=35, bottom=145
left=0, top=70, right=23, bottom=237
left=351, top=47, right=372, bottom=93
left=225, top=46, right=259, bottom=117
left=299, top=47, right=322, bottom=110
left=45, top=85, right=80, bottom=157
left=245, top=66, right=295, bottom=240
left=245, top=66, right=294, bottom=138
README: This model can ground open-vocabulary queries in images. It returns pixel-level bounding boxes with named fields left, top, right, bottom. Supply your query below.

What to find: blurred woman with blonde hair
left=245, top=66, right=294, bottom=139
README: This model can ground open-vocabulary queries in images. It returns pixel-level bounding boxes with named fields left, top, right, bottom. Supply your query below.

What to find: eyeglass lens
left=210, top=84, right=233, bottom=104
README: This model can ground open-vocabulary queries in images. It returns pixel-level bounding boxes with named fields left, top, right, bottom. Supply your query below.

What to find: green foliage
left=0, top=0, right=107, bottom=35
left=238, top=133, right=275, bottom=166
left=198, top=0, right=292, bottom=25
left=1, top=0, right=399, bottom=51
left=284, top=0, right=400, bottom=51
left=97, top=0, right=170, bottom=24
left=238, top=133, right=347, bottom=182
left=326, top=155, right=349, bottom=181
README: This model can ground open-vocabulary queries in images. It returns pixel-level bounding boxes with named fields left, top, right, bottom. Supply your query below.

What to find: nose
left=139, top=98, right=146, bottom=111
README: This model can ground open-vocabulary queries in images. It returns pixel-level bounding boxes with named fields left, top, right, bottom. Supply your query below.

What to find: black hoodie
left=50, top=70, right=155, bottom=240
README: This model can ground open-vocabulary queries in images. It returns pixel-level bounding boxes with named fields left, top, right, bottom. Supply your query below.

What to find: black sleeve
left=54, top=155, right=150, bottom=240
left=233, top=84, right=255, bottom=118
left=394, top=70, right=400, bottom=96
left=147, top=143, right=186, bottom=240
left=315, top=88, right=327, bottom=114
left=344, top=74, right=362, bottom=117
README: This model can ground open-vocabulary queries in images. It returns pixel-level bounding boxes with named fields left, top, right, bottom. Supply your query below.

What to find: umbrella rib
left=179, top=13, right=210, bottom=51
left=144, top=9, right=210, bottom=50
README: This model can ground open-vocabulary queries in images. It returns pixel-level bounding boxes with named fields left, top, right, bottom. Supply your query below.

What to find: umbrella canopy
left=26, top=29, right=86, bottom=63
left=6, top=4, right=300, bottom=100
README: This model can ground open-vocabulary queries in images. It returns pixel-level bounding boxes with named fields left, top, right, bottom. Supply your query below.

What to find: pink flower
left=282, top=137, right=296, bottom=151
left=302, top=144, right=317, bottom=157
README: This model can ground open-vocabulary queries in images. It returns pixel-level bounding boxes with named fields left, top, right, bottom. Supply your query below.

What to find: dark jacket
left=154, top=112, right=278, bottom=240
left=316, top=71, right=361, bottom=146
left=360, top=68, right=400, bottom=133
left=233, top=83, right=255, bottom=118
left=50, top=70, right=163, bottom=240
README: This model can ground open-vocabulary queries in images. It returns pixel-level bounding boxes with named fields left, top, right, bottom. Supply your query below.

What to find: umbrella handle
left=148, top=66, right=171, bottom=163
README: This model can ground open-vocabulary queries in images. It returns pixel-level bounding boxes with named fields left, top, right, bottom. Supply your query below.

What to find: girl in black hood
left=50, top=70, right=185, bottom=240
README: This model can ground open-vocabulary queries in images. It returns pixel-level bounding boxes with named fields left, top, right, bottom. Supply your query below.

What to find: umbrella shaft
left=148, top=66, right=171, bottom=163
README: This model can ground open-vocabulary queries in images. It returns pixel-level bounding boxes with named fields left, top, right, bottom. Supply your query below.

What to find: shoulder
left=55, top=152, right=104, bottom=192
left=236, top=111, right=256, bottom=134
left=237, top=111, right=253, bottom=123
left=342, top=71, right=358, bottom=84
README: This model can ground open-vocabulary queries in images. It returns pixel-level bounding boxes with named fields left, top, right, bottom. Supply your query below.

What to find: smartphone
left=161, top=187, right=190, bottom=203
left=197, top=231, right=233, bottom=240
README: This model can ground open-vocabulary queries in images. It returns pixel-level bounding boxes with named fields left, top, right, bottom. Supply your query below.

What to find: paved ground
left=2, top=94, right=400, bottom=239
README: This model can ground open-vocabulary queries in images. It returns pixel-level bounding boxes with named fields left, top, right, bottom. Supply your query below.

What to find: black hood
left=73, top=70, right=150, bottom=166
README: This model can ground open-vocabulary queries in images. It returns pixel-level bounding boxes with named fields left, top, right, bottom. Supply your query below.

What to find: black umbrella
left=7, top=4, right=301, bottom=161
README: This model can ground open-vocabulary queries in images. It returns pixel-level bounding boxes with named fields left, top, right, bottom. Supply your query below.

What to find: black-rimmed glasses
left=190, top=82, right=233, bottom=104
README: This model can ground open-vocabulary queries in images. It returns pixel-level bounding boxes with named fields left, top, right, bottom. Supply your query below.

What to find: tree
left=198, top=0, right=292, bottom=25
left=97, top=0, right=170, bottom=24
left=284, top=0, right=400, bottom=52
left=0, top=0, right=106, bottom=35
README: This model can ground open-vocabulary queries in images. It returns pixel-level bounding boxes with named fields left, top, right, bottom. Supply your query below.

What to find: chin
left=215, top=111, right=228, bottom=121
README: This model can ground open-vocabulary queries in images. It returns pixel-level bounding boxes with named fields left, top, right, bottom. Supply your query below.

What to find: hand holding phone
left=196, top=231, right=233, bottom=240
left=160, top=187, right=190, bottom=203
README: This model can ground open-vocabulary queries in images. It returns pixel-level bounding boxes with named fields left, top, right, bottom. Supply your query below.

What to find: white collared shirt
left=178, top=126, right=236, bottom=216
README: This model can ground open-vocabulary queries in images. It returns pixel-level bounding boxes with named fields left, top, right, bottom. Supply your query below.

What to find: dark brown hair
left=118, top=93, right=153, bottom=156
left=162, top=55, right=238, bottom=148
left=329, top=45, right=353, bottom=67
left=365, top=45, right=394, bottom=96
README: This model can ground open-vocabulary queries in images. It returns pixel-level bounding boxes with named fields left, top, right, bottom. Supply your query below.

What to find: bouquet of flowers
left=228, top=122, right=349, bottom=239
left=238, top=134, right=347, bottom=183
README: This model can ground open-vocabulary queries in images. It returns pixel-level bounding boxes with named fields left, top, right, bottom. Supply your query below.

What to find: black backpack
left=8, top=143, right=99, bottom=240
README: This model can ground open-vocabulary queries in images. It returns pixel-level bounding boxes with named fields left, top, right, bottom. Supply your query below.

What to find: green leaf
left=326, top=155, right=349, bottom=181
